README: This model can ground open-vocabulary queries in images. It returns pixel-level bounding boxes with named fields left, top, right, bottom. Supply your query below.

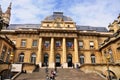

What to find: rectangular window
left=67, top=42, right=73, bottom=48
left=90, top=41, right=94, bottom=49
left=56, top=41, right=61, bottom=48
left=44, top=41, right=50, bottom=48
left=21, top=39, right=26, bottom=47
left=79, top=41, right=83, bottom=48
left=32, top=40, right=37, bottom=47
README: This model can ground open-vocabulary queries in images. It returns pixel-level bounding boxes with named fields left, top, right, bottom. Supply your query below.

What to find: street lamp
left=105, top=53, right=111, bottom=80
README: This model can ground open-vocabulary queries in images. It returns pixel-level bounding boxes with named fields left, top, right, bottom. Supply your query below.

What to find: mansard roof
left=44, top=12, right=73, bottom=21
left=7, top=24, right=108, bottom=32
left=76, top=25, right=108, bottom=32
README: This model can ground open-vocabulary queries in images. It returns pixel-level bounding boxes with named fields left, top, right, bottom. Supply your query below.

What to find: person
left=46, top=75, right=49, bottom=80
left=45, top=67, right=48, bottom=74
left=72, top=63, right=74, bottom=68
left=55, top=67, right=57, bottom=73
left=53, top=70, right=56, bottom=77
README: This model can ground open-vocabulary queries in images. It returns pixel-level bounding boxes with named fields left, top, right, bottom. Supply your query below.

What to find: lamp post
left=8, top=51, right=14, bottom=79
left=105, top=53, right=111, bottom=80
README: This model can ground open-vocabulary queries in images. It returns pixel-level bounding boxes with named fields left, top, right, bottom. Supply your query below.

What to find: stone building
left=0, top=3, right=120, bottom=69
left=1, top=11, right=113, bottom=68
left=100, top=14, right=120, bottom=64
left=1, top=3, right=120, bottom=79
left=0, top=3, right=14, bottom=63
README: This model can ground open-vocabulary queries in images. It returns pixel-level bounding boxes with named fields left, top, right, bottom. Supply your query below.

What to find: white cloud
left=68, top=0, right=120, bottom=27
left=0, top=0, right=120, bottom=27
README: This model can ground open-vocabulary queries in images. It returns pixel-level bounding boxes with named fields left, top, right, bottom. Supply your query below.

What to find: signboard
left=11, top=64, right=22, bottom=72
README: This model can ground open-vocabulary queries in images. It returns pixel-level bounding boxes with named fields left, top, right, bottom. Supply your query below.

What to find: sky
left=0, top=0, right=120, bottom=27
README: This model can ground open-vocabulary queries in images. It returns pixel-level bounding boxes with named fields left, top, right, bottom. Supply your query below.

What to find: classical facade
left=1, top=11, right=112, bottom=68
left=0, top=3, right=120, bottom=69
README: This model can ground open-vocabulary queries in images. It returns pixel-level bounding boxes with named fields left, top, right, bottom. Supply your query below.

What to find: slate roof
left=7, top=24, right=40, bottom=30
left=44, top=12, right=73, bottom=21
left=76, top=25, right=108, bottom=32
left=7, top=24, right=108, bottom=32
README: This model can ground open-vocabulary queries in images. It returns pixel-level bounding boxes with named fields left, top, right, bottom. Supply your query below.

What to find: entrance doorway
left=43, top=53, right=49, bottom=67
left=67, top=54, right=72, bottom=67
left=55, top=54, right=61, bottom=67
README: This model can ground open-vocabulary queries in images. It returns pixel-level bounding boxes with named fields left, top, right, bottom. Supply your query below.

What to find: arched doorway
left=103, top=70, right=117, bottom=80
left=0, top=69, right=11, bottom=79
left=67, top=54, right=72, bottom=67
left=55, top=54, right=61, bottom=67
left=43, top=53, right=49, bottom=67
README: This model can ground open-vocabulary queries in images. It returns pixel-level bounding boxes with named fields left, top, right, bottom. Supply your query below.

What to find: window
left=44, top=41, right=50, bottom=48
left=90, top=41, right=94, bottom=49
left=1, top=46, right=7, bottom=60
left=47, top=24, right=49, bottom=27
left=21, top=39, right=26, bottom=47
left=19, top=53, right=24, bottom=62
left=32, top=40, right=37, bottom=47
left=56, top=41, right=61, bottom=48
left=91, top=54, right=95, bottom=64
left=67, top=25, right=70, bottom=27
left=109, top=49, right=114, bottom=62
left=31, top=53, right=36, bottom=64
left=79, top=41, right=83, bottom=48
left=79, top=54, right=84, bottom=64
left=6, top=49, right=11, bottom=62
left=67, top=42, right=73, bottom=48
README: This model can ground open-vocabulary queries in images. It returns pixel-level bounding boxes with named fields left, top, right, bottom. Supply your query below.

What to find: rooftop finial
left=5, top=2, right=12, bottom=14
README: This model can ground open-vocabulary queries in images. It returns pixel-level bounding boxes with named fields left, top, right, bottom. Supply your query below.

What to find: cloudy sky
left=0, top=0, right=120, bottom=27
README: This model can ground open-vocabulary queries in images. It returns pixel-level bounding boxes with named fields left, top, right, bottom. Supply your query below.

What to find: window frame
left=32, top=40, right=38, bottom=47
left=21, top=39, right=26, bottom=47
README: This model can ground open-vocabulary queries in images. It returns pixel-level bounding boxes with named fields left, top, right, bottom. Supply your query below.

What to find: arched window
left=19, top=53, right=24, bottom=62
left=1, top=46, right=7, bottom=60
left=91, top=54, right=95, bottom=63
left=31, top=53, right=36, bottom=64
left=79, top=54, right=84, bottom=64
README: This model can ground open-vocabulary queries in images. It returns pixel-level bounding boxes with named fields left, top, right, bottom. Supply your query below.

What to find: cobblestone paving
left=15, top=68, right=105, bottom=80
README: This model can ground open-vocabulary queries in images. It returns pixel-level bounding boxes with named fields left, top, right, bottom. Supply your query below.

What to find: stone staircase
left=15, top=68, right=105, bottom=80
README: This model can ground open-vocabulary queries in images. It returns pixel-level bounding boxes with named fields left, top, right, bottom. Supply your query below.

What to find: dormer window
left=67, top=25, right=70, bottom=27
left=47, top=24, right=49, bottom=27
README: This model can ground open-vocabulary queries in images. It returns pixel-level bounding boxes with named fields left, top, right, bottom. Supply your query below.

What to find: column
left=49, top=37, right=55, bottom=68
left=62, top=38, right=67, bottom=68
left=37, top=37, right=42, bottom=67
left=74, top=38, right=80, bottom=68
